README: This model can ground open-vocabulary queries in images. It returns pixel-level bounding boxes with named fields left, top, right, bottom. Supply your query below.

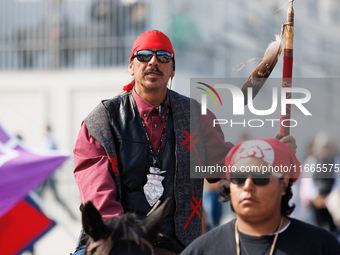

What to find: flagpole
left=280, top=1, right=294, bottom=137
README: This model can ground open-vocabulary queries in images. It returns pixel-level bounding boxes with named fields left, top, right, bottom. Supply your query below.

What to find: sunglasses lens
left=230, top=173, right=247, bottom=185
left=136, top=50, right=153, bottom=62
left=252, top=178, right=270, bottom=186
left=230, top=172, right=273, bottom=186
left=251, top=172, right=271, bottom=186
left=156, top=51, right=172, bottom=63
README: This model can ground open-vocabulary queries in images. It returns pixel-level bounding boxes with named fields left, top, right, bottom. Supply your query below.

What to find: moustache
left=143, top=67, right=164, bottom=77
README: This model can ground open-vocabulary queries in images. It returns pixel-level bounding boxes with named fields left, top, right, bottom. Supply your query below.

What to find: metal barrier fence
left=0, top=0, right=339, bottom=77
left=0, top=0, right=147, bottom=70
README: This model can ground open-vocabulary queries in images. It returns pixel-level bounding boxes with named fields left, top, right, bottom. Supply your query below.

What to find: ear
left=129, top=61, right=134, bottom=76
left=81, top=201, right=106, bottom=241
left=170, top=63, right=175, bottom=78
left=170, top=69, right=175, bottom=78
left=142, top=197, right=171, bottom=243
left=280, top=177, right=289, bottom=196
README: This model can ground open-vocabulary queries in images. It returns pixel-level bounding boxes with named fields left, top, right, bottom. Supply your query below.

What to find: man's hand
left=275, top=133, right=297, bottom=154
left=313, top=194, right=327, bottom=209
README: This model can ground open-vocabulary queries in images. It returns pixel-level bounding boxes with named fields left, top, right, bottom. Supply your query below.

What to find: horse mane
left=83, top=212, right=153, bottom=255
left=82, top=198, right=170, bottom=255
left=103, top=213, right=151, bottom=254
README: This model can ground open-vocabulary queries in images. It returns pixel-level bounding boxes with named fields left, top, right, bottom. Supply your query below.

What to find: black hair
left=218, top=179, right=295, bottom=216
left=218, top=179, right=231, bottom=203
left=281, top=182, right=295, bottom=215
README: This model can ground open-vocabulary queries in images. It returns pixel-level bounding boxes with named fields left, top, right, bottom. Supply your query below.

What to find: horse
left=81, top=198, right=170, bottom=255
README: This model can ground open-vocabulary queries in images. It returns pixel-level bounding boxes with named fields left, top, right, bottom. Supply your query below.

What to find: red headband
left=129, top=30, right=175, bottom=63
left=225, top=138, right=300, bottom=183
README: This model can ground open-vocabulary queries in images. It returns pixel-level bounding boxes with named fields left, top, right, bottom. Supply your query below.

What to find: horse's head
left=81, top=198, right=170, bottom=255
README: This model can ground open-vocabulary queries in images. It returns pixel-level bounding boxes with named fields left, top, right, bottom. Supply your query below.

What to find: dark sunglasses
left=229, top=172, right=284, bottom=186
left=133, top=50, right=173, bottom=63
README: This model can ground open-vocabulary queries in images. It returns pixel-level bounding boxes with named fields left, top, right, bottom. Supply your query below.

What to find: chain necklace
left=235, top=216, right=284, bottom=255
left=138, top=103, right=170, bottom=166
left=132, top=91, right=170, bottom=166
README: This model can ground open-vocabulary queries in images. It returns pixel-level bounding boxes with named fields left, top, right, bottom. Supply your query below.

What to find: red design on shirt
left=181, top=130, right=201, bottom=166
left=109, top=154, right=119, bottom=176
left=184, top=195, right=202, bottom=230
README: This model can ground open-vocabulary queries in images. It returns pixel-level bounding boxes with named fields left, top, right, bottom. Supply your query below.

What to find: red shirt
left=74, top=91, right=233, bottom=220
left=132, top=88, right=169, bottom=153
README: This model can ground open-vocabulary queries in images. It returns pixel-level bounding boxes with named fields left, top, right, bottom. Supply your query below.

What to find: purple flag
left=0, top=123, right=69, bottom=218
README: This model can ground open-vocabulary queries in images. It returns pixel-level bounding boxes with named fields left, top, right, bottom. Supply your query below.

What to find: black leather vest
left=103, top=96, right=177, bottom=239
left=84, top=90, right=206, bottom=248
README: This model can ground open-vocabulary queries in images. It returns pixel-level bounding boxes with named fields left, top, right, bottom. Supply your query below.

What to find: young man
left=181, top=138, right=340, bottom=255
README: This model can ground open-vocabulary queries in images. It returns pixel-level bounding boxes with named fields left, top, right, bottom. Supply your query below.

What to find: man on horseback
left=73, top=30, right=233, bottom=254
left=73, top=31, right=296, bottom=255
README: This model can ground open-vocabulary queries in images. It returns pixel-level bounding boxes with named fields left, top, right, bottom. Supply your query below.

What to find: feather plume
left=241, top=35, right=283, bottom=105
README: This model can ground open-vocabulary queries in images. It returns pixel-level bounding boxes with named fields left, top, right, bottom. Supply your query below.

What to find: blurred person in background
left=36, top=125, right=76, bottom=220
left=300, top=130, right=340, bottom=235
left=202, top=180, right=223, bottom=234
left=181, top=138, right=340, bottom=255
left=43, top=0, right=71, bottom=68
left=72, top=30, right=297, bottom=255
left=91, top=0, right=137, bottom=66
left=91, top=0, right=116, bottom=66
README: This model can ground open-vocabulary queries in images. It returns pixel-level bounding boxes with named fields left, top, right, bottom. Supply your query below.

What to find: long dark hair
left=219, top=179, right=295, bottom=216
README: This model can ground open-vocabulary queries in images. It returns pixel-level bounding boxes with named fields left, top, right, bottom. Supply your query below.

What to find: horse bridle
left=86, top=237, right=154, bottom=255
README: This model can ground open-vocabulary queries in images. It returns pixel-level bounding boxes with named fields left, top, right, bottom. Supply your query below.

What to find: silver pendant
left=143, top=167, right=166, bottom=207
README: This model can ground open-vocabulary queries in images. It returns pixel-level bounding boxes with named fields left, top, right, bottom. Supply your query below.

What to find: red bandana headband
left=225, top=138, right=301, bottom=183
left=123, top=31, right=175, bottom=92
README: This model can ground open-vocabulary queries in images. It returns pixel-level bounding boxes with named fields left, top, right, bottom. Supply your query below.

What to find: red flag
left=0, top=197, right=55, bottom=255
